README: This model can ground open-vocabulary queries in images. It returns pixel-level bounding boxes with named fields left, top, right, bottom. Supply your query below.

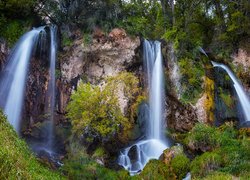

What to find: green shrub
left=1, top=20, right=25, bottom=46
left=66, top=72, right=139, bottom=144
left=138, top=159, right=174, bottom=180
left=190, top=152, right=222, bottom=177
left=185, top=123, right=220, bottom=152
left=61, top=145, right=130, bottom=180
left=178, top=58, right=205, bottom=103
left=202, top=171, right=233, bottom=180
left=92, top=147, right=106, bottom=159
left=171, top=154, right=190, bottom=180
left=187, top=123, right=250, bottom=178
left=0, top=110, right=62, bottom=179
left=61, top=32, right=73, bottom=47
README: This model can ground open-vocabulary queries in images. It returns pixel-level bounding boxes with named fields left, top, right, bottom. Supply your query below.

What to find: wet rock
left=23, top=57, right=50, bottom=129
left=128, top=145, right=138, bottom=162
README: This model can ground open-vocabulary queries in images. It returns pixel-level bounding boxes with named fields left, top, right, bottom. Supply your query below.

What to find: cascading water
left=118, top=40, right=168, bottom=175
left=212, top=61, right=250, bottom=124
left=0, top=27, right=45, bottom=132
left=47, top=26, right=57, bottom=150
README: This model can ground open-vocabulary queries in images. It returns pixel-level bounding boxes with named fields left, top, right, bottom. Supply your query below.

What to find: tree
left=66, top=72, right=140, bottom=144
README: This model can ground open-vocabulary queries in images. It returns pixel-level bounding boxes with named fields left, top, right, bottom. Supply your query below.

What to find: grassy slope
left=0, top=110, right=63, bottom=179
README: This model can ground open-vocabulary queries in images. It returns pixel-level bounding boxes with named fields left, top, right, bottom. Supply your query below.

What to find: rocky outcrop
left=164, top=42, right=181, bottom=99
left=59, top=28, right=141, bottom=115
left=24, top=57, right=50, bottom=128
left=233, top=48, right=250, bottom=70
left=232, top=48, right=250, bottom=93
left=166, top=95, right=198, bottom=132
left=161, top=145, right=184, bottom=165
left=0, top=40, right=9, bottom=71
left=194, top=64, right=215, bottom=124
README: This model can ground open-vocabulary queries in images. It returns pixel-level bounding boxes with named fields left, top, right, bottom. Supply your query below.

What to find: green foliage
left=201, top=171, right=233, bottom=180
left=0, top=110, right=62, bottom=179
left=0, top=0, right=35, bottom=46
left=190, top=152, right=222, bottom=177
left=61, top=32, right=73, bottom=47
left=117, top=1, right=165, bottom=39
left=186, top=123, right=220, bottom=151
left=61, top=143, right=130, bottom=180
left=83, top=33, right=92, bottom=45
left=66, top=72, right=139, bottom=143
left=92, top=147, right=106, bottom=159
left=1, top=21, right=25, bottom=45
left=178, top=57, right=205, bottom=103
left=171, top=154, right=190, bottom=180
left=137, top=159, right=174, bottom=180
left=66, top=82, right=125, bottom=142
left=185, top=123, right=250, bottom=178
left=0, top=0, right=35, bottom=18
left=219, top=92, right=234, bottom=108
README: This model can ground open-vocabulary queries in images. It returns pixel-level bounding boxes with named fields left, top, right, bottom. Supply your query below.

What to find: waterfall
left=47, top=26, right=57, bottom=150
left=118, top=40, right=168, bottom=175
left=212, top=61, right=250, bottom=123
left=0, top=27, right=45, bottom=132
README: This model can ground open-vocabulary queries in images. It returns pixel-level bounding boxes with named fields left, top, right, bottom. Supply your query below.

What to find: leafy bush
left=185, top=123, right=220, bottom=152
left=138, top=159, right=174, bottom=180
left=1, top=21, right=25, bottom=46
left=61, top=144, right=129, bottom=180
left=0, top=110, right=62, bottom=179
left=190, top=152, right=222, bottom=177
left=186, top=123, right=250, bottom=178
left=202, top=171, right=232, bottom=180
left=66, top=72, right=140, bottom=144
left=92, top=147, right=106, bottom=159
left=117, top=1, right=165, bottom=39
left=171, top=154, right=190, bottom=180
left=178, top=57, right=205, bottom=103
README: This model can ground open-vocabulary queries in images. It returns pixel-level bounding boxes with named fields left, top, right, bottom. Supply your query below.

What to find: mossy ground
left=0, top=110, right=63, bottom=179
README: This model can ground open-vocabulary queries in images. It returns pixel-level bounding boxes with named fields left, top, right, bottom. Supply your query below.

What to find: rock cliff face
left=58, top=28, right=141, bottom=115
left=0, top=40, right=9, bottom=71
left=23, top=57, right=50, bottom=129
left=0, top=28, right=201, bottom=141
left=166, top=95, right=198, bottom=132
left=233, top=48, right=250, bottom=93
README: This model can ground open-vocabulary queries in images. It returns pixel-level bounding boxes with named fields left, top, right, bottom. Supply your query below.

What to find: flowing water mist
left=47, top=26, right=57, bottom=150
left=118, top=40, right=168, bottom=175
left=212, top=61, right=250, bottom=123
left=0, top=27, right=45, bottom=132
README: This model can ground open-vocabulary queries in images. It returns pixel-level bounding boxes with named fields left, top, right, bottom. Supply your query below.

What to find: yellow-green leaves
left=66, top=72, right=140, bottom=143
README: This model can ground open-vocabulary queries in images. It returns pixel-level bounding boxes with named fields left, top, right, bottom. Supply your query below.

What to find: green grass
left=0, top=110, right=63, bottom=179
